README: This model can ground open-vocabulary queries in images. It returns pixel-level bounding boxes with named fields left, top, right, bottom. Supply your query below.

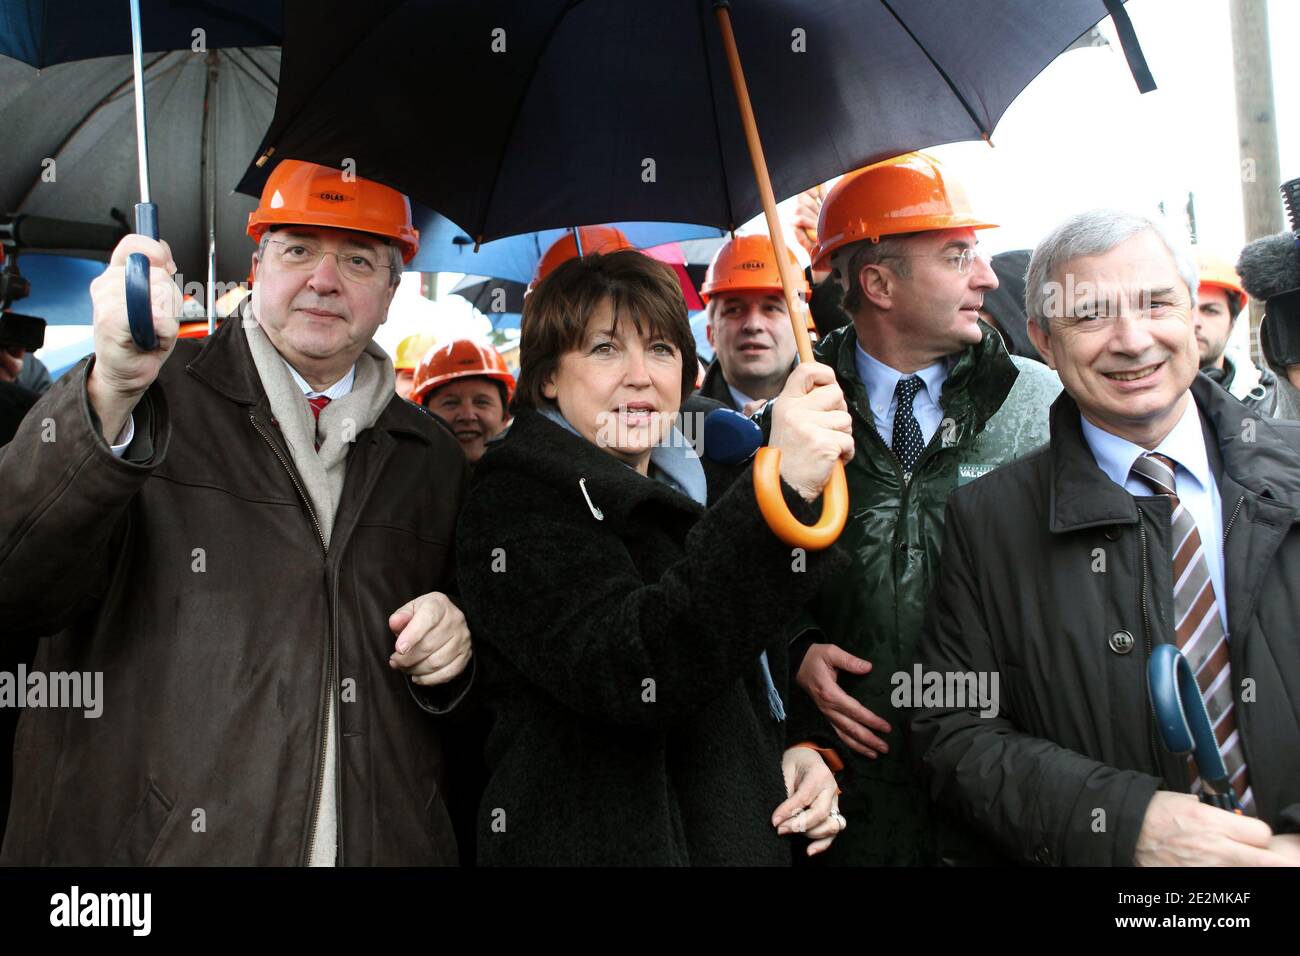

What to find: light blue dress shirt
left=853, top=340, right=948, bottom=448
left=1079, top=397, right=1227, bottom=630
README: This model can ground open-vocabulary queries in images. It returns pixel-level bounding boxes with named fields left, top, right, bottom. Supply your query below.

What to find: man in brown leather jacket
left=0, top=161, right=473, bottom=865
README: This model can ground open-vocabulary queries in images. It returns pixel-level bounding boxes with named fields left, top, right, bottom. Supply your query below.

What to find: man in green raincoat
left=791, top=153, right=1061, bottom=864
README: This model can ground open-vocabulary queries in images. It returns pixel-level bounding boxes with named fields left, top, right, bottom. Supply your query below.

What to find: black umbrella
left=0, top=0, right=279, bottom=67
left=242, top=0, right=1153, bottom=548
left=239, top=0, right=1152, bottom=243
left=449, top=275, right=527, bottom=317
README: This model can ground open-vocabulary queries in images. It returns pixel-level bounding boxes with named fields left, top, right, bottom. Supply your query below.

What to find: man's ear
left=541, top=371, right=558, bottom=401
left=249, top=252, right=259, bottom=283
left=861, top=263, right=893, bottom=310
left=705, top=320, right=715, bottom=350
left=1026, top=318, right=1057, bottom=370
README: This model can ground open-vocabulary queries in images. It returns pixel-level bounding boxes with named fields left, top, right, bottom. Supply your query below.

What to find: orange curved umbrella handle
left=752, top=448, right=848, bottom=550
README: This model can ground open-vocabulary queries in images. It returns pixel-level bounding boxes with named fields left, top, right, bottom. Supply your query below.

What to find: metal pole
left=1231, top=0, right=1284, bottom=358
left=129, top=0, right=151, bottom=204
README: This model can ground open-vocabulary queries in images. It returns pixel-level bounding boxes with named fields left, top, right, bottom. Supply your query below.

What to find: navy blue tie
left=892, top=376, right=925, bottom=475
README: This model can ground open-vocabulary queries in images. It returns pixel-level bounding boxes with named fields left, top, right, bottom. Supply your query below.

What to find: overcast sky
left=927, top=0, right=1297, bottom=261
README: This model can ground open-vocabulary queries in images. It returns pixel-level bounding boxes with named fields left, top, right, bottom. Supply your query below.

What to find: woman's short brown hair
left=514, top=250, right=698, bottom=411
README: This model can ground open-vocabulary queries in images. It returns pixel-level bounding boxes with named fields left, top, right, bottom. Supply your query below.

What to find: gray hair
left=1025, top=209, right=1198, bottom=333
left=257, top=229, right=404, bottom=288
left=830, top=235, right=916, bottom=314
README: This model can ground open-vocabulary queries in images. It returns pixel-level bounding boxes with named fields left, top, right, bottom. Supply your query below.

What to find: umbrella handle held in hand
left=1147, top=643, right=1242, bottom=813
left=125, top=202, right=159, bottom=350
left=752, top=447, right=847, bottom=550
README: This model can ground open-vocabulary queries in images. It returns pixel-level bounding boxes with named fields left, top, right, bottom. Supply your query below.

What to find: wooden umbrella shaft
left=713, top=3, right=813, bottom=364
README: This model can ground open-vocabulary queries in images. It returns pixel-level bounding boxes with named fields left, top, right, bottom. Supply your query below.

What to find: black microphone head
left=1282, top=178, right=1300, bottom=233
left=1236, top=232, right=1300, bottom=301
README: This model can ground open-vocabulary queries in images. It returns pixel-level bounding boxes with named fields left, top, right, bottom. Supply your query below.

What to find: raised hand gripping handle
left=125, top=202, right=159, bottom=351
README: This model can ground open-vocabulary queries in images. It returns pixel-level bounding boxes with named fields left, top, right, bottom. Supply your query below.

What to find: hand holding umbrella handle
left=1147, top=643, right=1242, bottom=813
left=125, top=202, right=160, bottom=351
left=712, top=2, right=848, bottom=550
left=753, top=448, right=848, bottom=550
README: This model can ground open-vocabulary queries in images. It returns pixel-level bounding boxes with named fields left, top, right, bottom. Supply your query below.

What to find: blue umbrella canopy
left=408, top=212, right=723, bottom=282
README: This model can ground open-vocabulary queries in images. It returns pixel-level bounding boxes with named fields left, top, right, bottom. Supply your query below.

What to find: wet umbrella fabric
left=239, top=0, right=1151, bottom=243
left=0, top=47, right=280, bottom=289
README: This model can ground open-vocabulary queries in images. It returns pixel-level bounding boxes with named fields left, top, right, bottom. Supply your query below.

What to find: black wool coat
left=456, top=406, right=848, bottom=865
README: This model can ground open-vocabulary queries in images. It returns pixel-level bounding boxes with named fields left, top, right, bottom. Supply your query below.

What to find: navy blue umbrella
left=240, top=0, right=1152, bottom=243
left=0, top=0, right=279, bottom=67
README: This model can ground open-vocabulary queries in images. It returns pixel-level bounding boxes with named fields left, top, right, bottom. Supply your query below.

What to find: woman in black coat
left=456, top=250, right=854, bottom=865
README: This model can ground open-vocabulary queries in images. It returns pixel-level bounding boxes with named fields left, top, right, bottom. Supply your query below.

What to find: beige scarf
left=243, top=315, right=396, bottom=866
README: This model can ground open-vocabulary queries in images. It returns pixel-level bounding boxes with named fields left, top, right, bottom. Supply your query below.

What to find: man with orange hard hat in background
left=0, top=160, right=475, bottom=866
left=413, top=338, right=514, bottom=464
left=695, top=234, right=804, bottom=414
left=785, top=153, right=1060, bottom=865
left=1192, top=251, right=1297, bottom=419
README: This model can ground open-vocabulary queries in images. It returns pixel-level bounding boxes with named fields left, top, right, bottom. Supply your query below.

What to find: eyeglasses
left=879, top=248, right=982, bottom=275
left=263, top=238, right=393, bottom=284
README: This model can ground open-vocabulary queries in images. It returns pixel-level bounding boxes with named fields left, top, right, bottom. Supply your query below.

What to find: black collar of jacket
left=182, top=313, right=434, bottom=444
left=816, top=318, right=1019, bottom=431
left=474, top=405, right=713, bottom=527
left=1047, top=372, right=1300, bottom=533
left=697, top=356, right=738, bottom=410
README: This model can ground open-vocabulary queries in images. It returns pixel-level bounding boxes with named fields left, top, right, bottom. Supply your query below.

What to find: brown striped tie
left=1130, top=452, right=1253, bottom=813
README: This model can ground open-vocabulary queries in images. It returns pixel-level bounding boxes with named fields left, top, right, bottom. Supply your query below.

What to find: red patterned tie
left=307, top=395, right=330, bottom=450
left=1130, top=452, right=1252, bottom=812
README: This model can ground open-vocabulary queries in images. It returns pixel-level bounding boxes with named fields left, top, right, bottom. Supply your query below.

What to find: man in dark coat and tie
left=911, top=209, right=1300, bottom=866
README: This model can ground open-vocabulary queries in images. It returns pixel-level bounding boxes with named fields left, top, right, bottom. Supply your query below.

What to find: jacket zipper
left=1224, top=494, right=1244, bottom=542
left=250, top=413, right=334, bottom=865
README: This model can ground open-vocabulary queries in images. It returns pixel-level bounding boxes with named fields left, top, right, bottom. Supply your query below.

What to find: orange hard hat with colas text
left=810, top=152, right=996, bottom=271
left=700, top=234, right=809, bottom=303
left=247, top=159, right=420, bottom=263
left=411, top=338, right=516, bottom=408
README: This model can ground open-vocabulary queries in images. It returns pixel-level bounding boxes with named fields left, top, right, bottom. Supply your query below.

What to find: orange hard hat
left=1195, top=251, right=1246, bottom=317
left=529, top=226, right=636, bottom=292
left=411, top=338, right=516, bottom=408
left=700, top=234, right=809, bottom=303
left=247, top=159, right=420, bottom=263
left=810, top=152, right=996, bottom=270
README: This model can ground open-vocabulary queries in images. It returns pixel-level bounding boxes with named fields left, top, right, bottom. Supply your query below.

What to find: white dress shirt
left=1079, top=396, right=1227, bottom=629
left=853, top=340, right=948, bottom=448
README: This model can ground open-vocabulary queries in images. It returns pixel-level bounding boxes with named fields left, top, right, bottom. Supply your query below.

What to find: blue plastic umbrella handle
left=1147, top=642, right=1241, bottom=810
left=125, top=202, right=159, bottom=350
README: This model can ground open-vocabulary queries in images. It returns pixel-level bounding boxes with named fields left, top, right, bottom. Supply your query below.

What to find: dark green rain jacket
left=799, top=321, right=1060, bottom=865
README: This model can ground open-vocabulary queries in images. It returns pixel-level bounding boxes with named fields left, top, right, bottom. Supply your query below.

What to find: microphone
left=1236, top=231, right=1300, bottom=302
left=1236, top=177, right=1300, bottom=367
left=701, top=407, right=764, bottom=465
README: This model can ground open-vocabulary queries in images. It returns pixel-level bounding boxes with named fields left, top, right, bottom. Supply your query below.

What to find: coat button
left=1108, top=630, right=1135, bottom=654
left=1034, top=845, right=1052, bottom=865
left=1104, top=526, right=1121, bottom=541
